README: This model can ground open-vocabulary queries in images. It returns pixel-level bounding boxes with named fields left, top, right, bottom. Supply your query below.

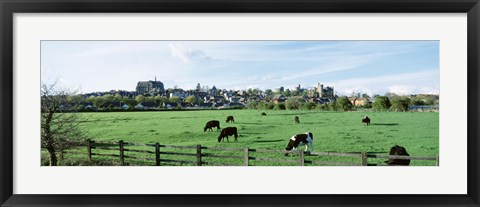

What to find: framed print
left=1, top=0, right=479, bottom=206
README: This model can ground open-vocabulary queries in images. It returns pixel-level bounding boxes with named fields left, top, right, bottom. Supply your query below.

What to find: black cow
left=285, top=132, right=314, bottom=156
left=218, top=127, right=238, bottom=142
left=384, top=145, right=410, bottom=166
left=204, top=120, right=220, bottom=132
left=362, top=116, right=371, bottom=126
left=294, top=116, right=300, bottom=124
left=261, top=112, right=267, bottom=116
left=226, top=116, right=235, bottom=123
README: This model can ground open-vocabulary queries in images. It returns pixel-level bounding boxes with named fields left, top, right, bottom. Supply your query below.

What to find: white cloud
left=71, top=42, right=161, bottom=57
left=387, top=85, right=415, bottom=95
left=262, top=74, right=281, bottom=81
left=332, top=70, right=439, bottom=96
left=334, top=70, right=438, bottom=87
left=169, top=43, right=211, bottom=63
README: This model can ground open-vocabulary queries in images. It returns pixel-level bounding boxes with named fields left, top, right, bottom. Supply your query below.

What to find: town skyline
left=41, top=40, right=439, bottom=96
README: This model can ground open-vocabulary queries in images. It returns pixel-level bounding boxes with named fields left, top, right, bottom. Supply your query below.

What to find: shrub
left=316, top=104, right=329, bottom=111
left=247, top=102, right=258, bottom=109
left=336, top=97, right=354, bottom=111
left=302, top=102, right=317, bottom=110
left=373, top=96, right=391, bottom=111
left=274, top=103, right=286, bottom=110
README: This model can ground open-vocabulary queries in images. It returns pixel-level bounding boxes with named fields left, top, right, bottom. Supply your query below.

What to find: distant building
left=316, top=83, right=334, bottom=98
left=135, top=102, right=159, bottom=109
left=271, top=94, right=286, bottom=103
left=275, top=87, right=285, bottom=94
left=136, top=76, right=165, bottom=95
left=210, top=85, right=218, bottom=95
left=348, top=97, right=370, bottom=106
left=295, top=84, right=301, bottom=92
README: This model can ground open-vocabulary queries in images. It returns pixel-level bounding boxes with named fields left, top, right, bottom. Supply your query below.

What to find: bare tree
left=41, top=80, right=85, bottom=166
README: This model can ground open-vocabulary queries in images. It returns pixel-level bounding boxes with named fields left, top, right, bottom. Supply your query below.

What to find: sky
left=41, top=41, right=439, bottom=96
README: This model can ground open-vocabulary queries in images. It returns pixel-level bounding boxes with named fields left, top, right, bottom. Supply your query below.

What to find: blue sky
left=41, top=41, right=439, bottom=96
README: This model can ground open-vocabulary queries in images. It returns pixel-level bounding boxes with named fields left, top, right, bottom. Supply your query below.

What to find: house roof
left=165, top=102, right=178, bottom=107
left=272, top=94, right=285, bottom=100
left=199, top=103, right=214, bottom=107
left=140, top=102, right=159, bottom=107
left=101, top=101, right=122, bottom=107
left=228, top=102, right=246, bottom=107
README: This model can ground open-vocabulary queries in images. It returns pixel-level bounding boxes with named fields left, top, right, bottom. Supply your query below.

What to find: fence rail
left=58, top=139, right=439, bottom=166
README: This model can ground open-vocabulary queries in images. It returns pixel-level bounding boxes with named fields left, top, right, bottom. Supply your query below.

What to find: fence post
left=196, top=145, right=202, bottom=166
left=361, top=152, right=368, bottom=166
left=119, top=140, right=125, bottom=166
left=243, top=147, right=249, bottom=166
left=299, top=151, right=304, bottom=166
left=435, top=155, right=439, bottom=166
left=87, top=139, right=92, bottom=161
left=155, top=143, right=160, bottom=166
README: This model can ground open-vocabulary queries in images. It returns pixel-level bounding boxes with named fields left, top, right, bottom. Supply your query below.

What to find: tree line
left=246, top=95, right=437, bottom=112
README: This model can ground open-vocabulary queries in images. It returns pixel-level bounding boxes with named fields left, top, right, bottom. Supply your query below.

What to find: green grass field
left=49, top=110, right=439, bottom=166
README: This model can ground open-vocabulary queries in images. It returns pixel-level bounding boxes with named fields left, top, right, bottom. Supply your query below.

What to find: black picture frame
left=1, top=0, right=479, bottom=206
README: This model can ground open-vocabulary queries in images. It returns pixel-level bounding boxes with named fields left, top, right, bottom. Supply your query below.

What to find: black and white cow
left=294, top=116, right=300, bottom=124
left=285, top=132, right=314, bottom=156
left=362, top=116, right=371, bottom=126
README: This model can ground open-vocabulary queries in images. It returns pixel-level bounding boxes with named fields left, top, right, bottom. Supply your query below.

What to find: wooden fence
left=68, top=139, right=438, bottom=166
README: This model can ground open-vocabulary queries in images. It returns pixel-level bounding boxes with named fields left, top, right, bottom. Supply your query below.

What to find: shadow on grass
left=371, top=123, right=399, bottom=126
left=252, top=139, right=284, bottom=143
left=93, top=142, right=118, bottom=147
left=237, top=122, right=269, bottom=125
left=242, top=132, right=266, bottom=135
left=301, top=122, right=324, bottom=125
left=268, top=112, right=311, bottom=116
left=310, top=151, right=390, bottom=154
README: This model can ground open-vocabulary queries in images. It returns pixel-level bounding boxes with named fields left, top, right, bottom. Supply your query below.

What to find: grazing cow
left=362, top=116, right=371, bottom=126
left=285, top=132, right=314, bottom=156
left=261, top=112, right=267, bottom=116
left=384, top=145, right=410, bottom=166
left=218, top=127, right=238, bottom=142
left=226, top=116, right=235, bottom=123
left=294, top=116, right=300, bottom=124
left=204, top=120, right=221, bottom=132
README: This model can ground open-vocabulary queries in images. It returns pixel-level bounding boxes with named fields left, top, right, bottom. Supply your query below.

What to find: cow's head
left=217, top=132, right=224, bottom=142
left=307, top=132, right=313, bottom=140
left=204, top=126, right=207, bottom=132
left=284, top=138, right=295, bottom=156
left=391, top=145, right=408, bottom=155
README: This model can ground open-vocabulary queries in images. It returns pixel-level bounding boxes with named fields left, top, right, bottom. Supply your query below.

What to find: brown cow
left=226, top=116, right=235, bottom=123
left=384, top=145, right=410, bottom=166
left=218, top=127, right=238, bottom=142
left=204, top=120, right=220, bottom=132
